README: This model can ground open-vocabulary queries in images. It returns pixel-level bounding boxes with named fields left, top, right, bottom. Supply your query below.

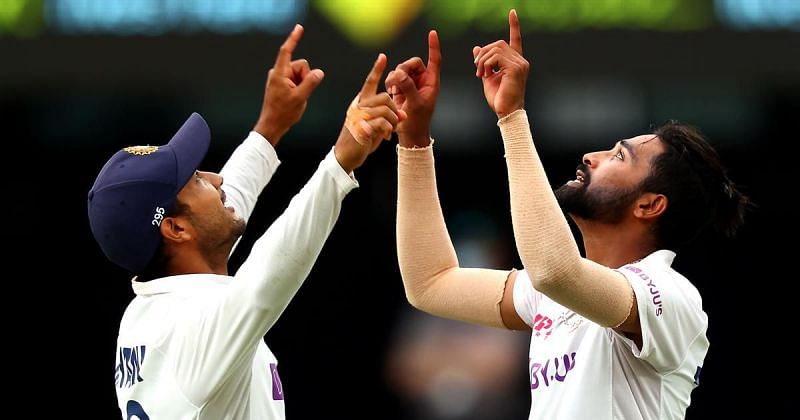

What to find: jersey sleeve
left=613, top=262, right=708, bottom=373
left=219, top=131, right=280, bottom=223
left=169, top=148, right=358, bottom=404
left=513, top=269, right=543, bottom=327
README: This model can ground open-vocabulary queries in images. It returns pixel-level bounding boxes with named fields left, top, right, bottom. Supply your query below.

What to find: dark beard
left=195, top=214, right=247, bottom=259
left=555, top=181, right=640, bottom=224
left=220, top=217, right=247, bottom=251
left=231, top=218, right=247, bottom=242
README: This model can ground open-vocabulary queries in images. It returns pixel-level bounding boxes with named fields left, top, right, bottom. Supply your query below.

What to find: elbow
left=402, top=279, right=434, bottom=313
left=524, top=249, right=582, bottom=294
left=398, top=256, right=457, bottom=314
left=399, top=270, right=442, bottom=314
left=405, top=290, right=426, bottom=312
left=529, top=264, right=575, bottom=295
left=530, top=272, right=555, bottom=294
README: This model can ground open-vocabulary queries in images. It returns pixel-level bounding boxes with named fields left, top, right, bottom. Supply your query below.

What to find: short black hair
left=641, top=121, right=751, bottom=250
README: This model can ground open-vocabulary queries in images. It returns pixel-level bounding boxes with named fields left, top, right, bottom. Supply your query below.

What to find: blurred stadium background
left=4, top=0, right=796, bottom=418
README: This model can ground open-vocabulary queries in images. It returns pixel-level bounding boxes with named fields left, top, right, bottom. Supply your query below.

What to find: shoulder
left=619, top=250, right=705, bottom=319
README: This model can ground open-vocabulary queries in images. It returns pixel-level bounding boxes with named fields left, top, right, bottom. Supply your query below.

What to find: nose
left=199, top=171, right=224, bottom=189
left=582, top=151, right=601, bottom=169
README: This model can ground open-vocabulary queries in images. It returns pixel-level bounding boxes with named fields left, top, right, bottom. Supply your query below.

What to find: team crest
left=124, top=145, right=159, bottom=156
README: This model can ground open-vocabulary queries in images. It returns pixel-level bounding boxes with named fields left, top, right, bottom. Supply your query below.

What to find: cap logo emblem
left=123, top=145, right=159, bottom=156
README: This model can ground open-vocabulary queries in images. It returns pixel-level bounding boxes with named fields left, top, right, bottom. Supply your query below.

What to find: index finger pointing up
left=509, top=9, right=522, bottom=53
left=275, top=24, right=304, bottom=71
left=360, top=53, right=387, bottom=96
left=427, top=30, right=442, bottom=75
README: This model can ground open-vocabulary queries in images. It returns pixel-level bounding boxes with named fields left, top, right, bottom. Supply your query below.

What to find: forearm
left=500, top=110, right=631, bottom=327
left=397, top=143, right=508, bottom=328
left=235, top=148, right=357, bottom=320
left=499, top=111, right=582, bottom=281
left=219, top=131, right=281, bottom=222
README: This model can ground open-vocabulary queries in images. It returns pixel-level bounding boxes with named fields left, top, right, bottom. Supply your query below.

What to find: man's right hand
left=384, top=30, right=441, bottom=148
left=254, top=24, right=325, bottom=146
left=334, top=54, right=404, bottom=173
left=472, top=10, right=529, bottom=119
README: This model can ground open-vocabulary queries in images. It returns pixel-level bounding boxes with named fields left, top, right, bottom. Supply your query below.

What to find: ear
left=633, top=193, right=667, bottom=221
left=159, top=216, right=193, bottom=244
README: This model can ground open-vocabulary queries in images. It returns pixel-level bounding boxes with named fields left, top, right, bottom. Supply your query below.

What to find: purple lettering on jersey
left=553, top=352, right=576, bottom=382
left=624, top=266, right=664, bottom=317
left=529, top=352, right=576, bottom=391
left=625, top=266, right=642, bottom=274
left=270, top=363, right=284, bottom=400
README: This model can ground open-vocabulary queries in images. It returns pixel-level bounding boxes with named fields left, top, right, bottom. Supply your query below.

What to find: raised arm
left=475, top=10, right=636, bottom=329
left=388, top=31, right=527, bottom=330
left=220, top=24, right=325, bottom=223
left=171, top=40, right=401, bottom=403
left=231, top=53, right=400, bottom=329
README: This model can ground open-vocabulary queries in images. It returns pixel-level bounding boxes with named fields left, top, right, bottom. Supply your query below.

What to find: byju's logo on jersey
left=270, top=363, right=284, bottom=400
left=115, top=345, right=146, bottom=388
left=529, top=352, right=577, bottom=391
left=624, top=266, right=663, bottom=316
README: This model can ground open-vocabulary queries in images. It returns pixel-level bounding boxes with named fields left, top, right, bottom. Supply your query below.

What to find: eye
left=614, top=150, right=624, bottom=160
left=195, top=171, right=202, bottom=182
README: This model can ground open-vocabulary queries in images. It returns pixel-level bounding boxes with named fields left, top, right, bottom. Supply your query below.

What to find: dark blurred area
left=4, top=0, right=796, bottom=418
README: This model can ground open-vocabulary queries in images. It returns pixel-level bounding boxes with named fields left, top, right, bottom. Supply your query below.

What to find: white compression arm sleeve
left=499, top=110, right=633, bottom=327
left=396, top=142, right=510, bottom=329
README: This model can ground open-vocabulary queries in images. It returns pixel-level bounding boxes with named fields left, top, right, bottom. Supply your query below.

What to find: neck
left=572, top=217, right=657, bottom=268
left=165, top=258, right=229, bottom=277
left=163, top=246, right=231, bottom=277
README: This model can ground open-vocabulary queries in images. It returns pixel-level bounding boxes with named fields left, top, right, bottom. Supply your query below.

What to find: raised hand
left=254, top=24, right=325, bottom=146
left=472, top=10, right=529, bottom=118
left=385, top=30, right=441, bottom=147
left=334, top=53, right=404, bottom=173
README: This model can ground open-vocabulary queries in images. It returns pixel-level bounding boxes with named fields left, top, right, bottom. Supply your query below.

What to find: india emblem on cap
left=124, top=145, right=160, bottom=155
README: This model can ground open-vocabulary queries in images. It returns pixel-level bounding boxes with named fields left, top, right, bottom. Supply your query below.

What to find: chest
left=527, top=299, right=615, bottom=367
left=526, top=302, right=612, bottom=393
left=530, top=301, right=590, bottom=343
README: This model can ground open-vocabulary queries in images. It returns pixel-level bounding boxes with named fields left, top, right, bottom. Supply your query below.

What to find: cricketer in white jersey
left=90, top=24, right=403, bottom=419
left=113, top=132, right=357, bottom=419
left=513, top=251, right=709, bottom=419
left=391, top=10, right=746, bottom=420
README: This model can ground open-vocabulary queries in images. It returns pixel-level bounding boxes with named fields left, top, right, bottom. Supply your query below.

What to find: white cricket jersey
left=513, top=250, right=709, bottom=420
left=114, top=132, right=358, bottom=419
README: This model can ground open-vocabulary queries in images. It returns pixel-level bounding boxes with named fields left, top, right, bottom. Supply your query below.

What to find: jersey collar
left=131, top=274, right=232, bottom=296
left=640, top=249, right=676, bottom=266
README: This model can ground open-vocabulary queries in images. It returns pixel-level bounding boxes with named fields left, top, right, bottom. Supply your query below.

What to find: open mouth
left=567, top=169, right=586, bottom=186
left=221, top=191, right=234, bottom=212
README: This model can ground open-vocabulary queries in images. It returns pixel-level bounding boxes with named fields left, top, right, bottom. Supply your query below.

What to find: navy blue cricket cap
left=88, top=113, right=211, bottom=273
